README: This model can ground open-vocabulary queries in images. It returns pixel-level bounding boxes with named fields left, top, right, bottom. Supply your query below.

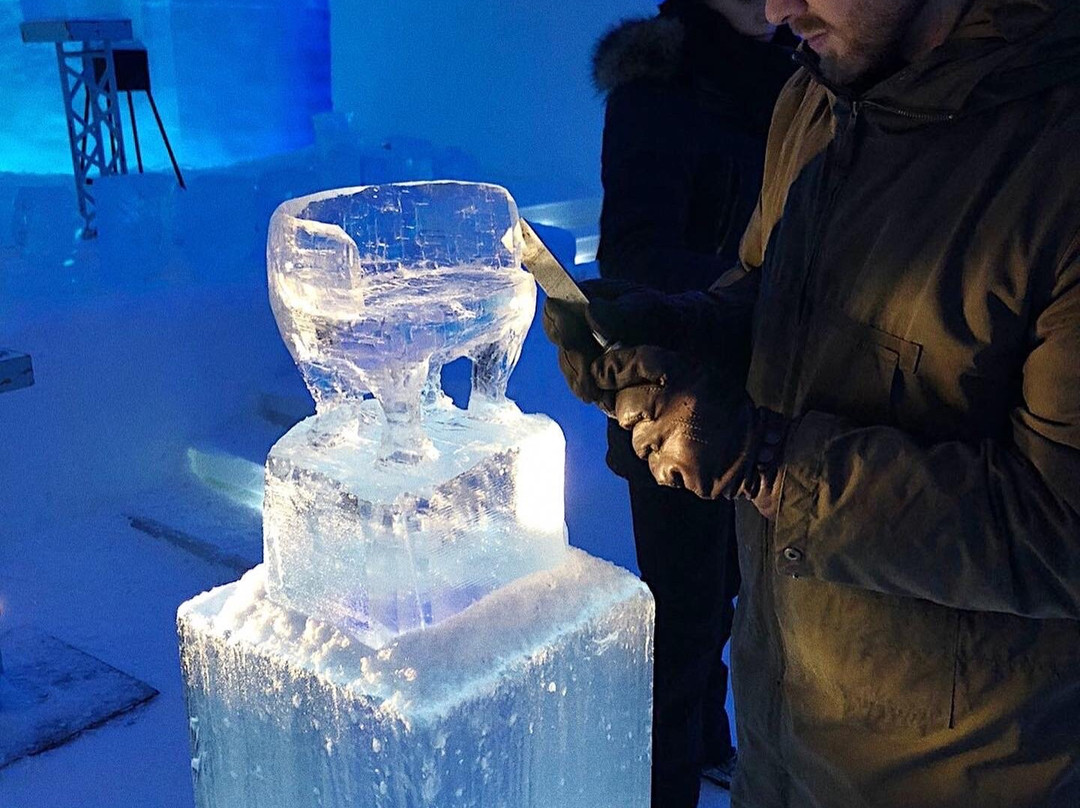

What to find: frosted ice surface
left=264, top=397, right=569, bottom=648
left=268, top=181, right=536, bottom=464
left=263, top=182, right=566, bottom=644
left=178, top=552, right=654, bottom=808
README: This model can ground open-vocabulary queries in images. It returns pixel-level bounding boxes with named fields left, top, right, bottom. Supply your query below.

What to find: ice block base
left=178, top=550, right=653, bottom=808
left=263, top=400, right=569, bottom=648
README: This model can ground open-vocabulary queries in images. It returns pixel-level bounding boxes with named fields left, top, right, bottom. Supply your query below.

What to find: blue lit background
left=0, top=2, right=743, bottom=805
left=3, top=0, right=653, bottom=195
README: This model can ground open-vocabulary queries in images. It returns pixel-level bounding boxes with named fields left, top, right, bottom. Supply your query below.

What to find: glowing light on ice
left=177, top=182, right=654, bottom=808
left=515, top=430, right=566, bottom=534
left=261, top=183, right=567, bottom=644
left=186, top=448, right=264, bottom=512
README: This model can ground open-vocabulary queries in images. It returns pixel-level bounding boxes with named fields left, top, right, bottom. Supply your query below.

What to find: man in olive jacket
left=545, top=0, right=1080, bottom=805
left=591, top=2, right=794, bottom=802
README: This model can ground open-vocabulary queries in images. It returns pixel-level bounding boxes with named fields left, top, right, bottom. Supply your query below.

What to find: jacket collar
left=799, top=0, right=1080, bottom=120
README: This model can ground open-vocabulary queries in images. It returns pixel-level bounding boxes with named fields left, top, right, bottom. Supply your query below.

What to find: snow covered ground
left=0, top=165, right=731, bottom=807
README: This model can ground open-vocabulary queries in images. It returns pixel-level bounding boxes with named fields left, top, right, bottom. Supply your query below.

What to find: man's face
left=765, top=0, right=925, bottom=84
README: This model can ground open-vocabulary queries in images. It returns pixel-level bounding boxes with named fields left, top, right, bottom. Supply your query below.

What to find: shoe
left=701, top=750, right=738, bottom=790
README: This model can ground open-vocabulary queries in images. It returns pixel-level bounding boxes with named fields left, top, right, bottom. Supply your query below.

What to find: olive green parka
left=719, top=1, right=1080, bottom=805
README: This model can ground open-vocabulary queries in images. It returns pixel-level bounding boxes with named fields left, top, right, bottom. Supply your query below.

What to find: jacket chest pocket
left=799, top=311, right=922, bottom=425
left=776, top=576, right=960, bottom=734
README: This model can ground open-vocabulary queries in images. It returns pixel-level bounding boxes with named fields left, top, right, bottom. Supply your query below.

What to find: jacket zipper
left=760, top=512, right=791, bottom=805
left=778, top=98, right=862, bottom=411
left=860, top=98, right=957, bottom=123
left=766, top=72, right=864, bottom=807
left=796, top=98, right=860, bottom=323
left=792, top=49, right=958, bottom=124
left=779, top=90, right=954, bottom=407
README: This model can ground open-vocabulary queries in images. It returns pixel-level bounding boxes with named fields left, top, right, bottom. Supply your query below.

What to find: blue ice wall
left=163, top=0, right=331, bottom=166
left=328, top=0, right=656, bottom=202
left=5, top=0, right=654, bottom=197
left=0, top=1, right=82, bottom=172
left=2, top=0, right=331, bottom=173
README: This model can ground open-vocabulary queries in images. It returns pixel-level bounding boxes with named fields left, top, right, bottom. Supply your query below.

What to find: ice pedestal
left=178, top=551, right=653, bottom=808
left=178, top=182, right=653, bottom=806
left=263, top=398, right=569, bottom=649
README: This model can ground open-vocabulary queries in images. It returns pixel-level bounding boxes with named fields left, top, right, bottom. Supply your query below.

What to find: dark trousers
left=629, top=480, right=739, bottom=808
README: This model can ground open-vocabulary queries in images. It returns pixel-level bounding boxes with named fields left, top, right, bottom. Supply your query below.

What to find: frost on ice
left=267, top=181, right=535, bottom=462
left=179, top=553, right=653, bottom=807
left=263, top=181, right=566, bottom=643
left=177, top=182, right=654, bottom=807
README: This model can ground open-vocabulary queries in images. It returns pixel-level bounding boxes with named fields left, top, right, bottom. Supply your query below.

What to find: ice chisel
left=519, top=218, right=615, bottom=350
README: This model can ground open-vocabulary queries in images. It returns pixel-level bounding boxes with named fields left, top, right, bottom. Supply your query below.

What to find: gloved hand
left=592, top=344, right=747, bottom=497
left=541, top=295, right=610, bottom=408
left=594, top=344, right=790, bottom=515
left=541, top=278, right=735, bottom=407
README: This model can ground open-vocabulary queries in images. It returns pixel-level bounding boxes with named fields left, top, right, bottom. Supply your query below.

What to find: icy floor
left=0, top=217, right=730, bottom=808
left=0, top=509, right=732, bottom=808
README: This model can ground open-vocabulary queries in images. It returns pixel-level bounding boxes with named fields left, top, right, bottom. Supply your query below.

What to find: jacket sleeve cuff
left=773, top=410, right=841, bottom=578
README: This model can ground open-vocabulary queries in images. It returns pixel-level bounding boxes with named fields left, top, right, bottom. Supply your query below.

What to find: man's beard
left=799, top=0, right=925, bottom=88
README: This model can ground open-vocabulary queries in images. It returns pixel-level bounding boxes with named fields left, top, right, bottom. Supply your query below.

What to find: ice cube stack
left=177, top=182, right=654, bottom=807
left=262, top=398, right=570, bottom=647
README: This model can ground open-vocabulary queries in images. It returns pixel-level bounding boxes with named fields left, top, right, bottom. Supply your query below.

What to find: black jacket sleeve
left=597, top=79, right=748, bottom=293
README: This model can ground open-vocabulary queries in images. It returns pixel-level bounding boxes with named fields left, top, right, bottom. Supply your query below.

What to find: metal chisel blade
left=519, top=219, right=590, bottom=309
left=519, top=219, right=616, bottom=350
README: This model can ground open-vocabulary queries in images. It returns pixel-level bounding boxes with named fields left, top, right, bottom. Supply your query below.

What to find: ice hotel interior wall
left=4, top=0, right=330, bottom=173
left=328, top=0, right=658, bottom=199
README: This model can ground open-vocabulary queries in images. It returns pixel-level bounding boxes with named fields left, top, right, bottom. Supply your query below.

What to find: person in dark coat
left=547, top=0, right=1080, bottom=805
left=589, top=2, right=793, bottom=805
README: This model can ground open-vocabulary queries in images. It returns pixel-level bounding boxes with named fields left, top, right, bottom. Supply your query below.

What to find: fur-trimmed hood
left=592, top=16, right=686, bottom=94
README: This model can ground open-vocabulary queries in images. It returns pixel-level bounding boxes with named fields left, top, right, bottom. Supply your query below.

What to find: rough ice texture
left=263, top=398, right=569, bottom=648
left=178, top=551, right=654, bottom=808
left=188, top=180, right=651, bottom=807
left=267, top=182, right=536, bottom=464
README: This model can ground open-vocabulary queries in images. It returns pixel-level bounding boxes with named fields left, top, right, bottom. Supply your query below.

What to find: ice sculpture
left=263, top=182, right=566, bottom=644
left=267, top=181, right=535, bottom=464
left=178, top=181, right=653, bottom=807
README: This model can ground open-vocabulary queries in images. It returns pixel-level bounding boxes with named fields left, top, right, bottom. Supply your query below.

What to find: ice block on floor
left=262, top=398, right=569, bottom=648
left=177, top=549, right=653, bottom=808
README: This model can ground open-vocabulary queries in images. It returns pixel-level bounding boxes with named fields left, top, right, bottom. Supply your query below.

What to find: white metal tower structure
left=21, top=18, right=134, bottom=238
left=21, top=18, right=186, bottom=240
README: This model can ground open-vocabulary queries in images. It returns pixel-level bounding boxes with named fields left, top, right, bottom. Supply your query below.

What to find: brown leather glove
left=594, top=344, right=790, bottom=514
left=541, top=296, right=612, bottom=409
